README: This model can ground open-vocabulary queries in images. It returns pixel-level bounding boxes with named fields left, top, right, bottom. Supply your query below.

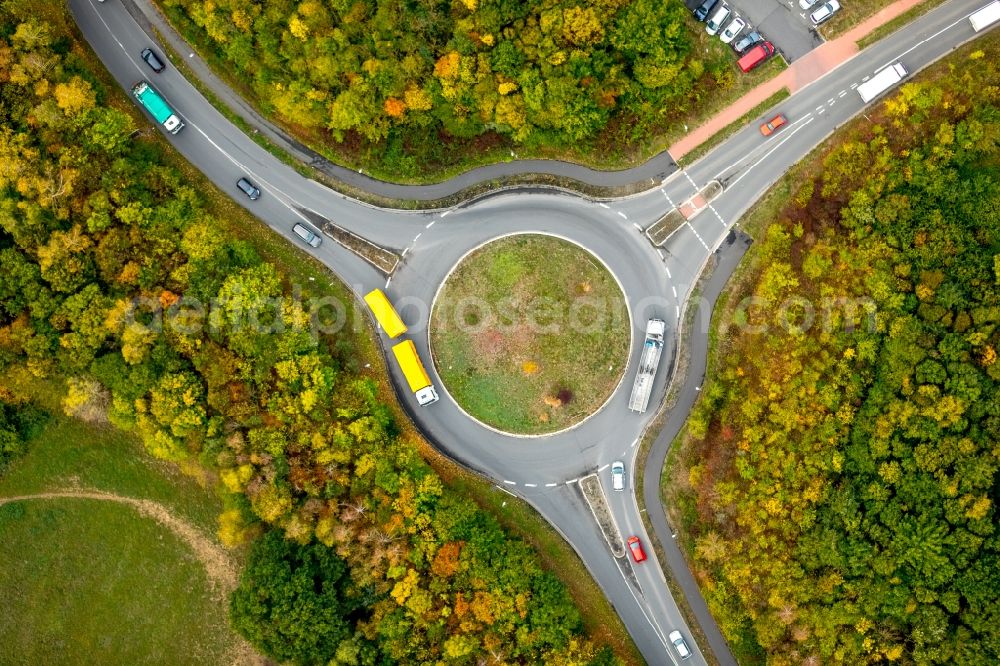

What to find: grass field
left=0, top=410, right=250, bottom=664
left=430, top=235, right=629, bottom=434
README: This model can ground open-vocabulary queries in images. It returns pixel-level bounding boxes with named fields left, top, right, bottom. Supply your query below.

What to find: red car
left=760, top=113, right=787, bottom=136
left=627, top=536, right=647, bottom=563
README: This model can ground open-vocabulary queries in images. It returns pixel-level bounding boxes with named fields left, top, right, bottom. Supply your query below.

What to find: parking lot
left=687, top=0, right=826, bottom=62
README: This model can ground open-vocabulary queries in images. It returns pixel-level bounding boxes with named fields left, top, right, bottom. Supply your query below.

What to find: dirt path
left=0, top=489, right=264, bottom=666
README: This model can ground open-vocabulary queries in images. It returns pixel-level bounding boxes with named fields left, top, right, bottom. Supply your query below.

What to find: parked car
left=733, top=30, right=763, bottom=54
left=760, top=113, right=787, bottom=135
left=236, top=177, right=261, bottom=200
left=705, top=4, right=731, bottom=35
left=720, top=17, right=746, bottom=43
left=627, top=536, right=647, bottom=563
left=292, top=223, right=322, bottom=247
left=810, top=0, right=841, bottom=24
left=669, top=631, right=693, bottom=660
left=693, top=0, right=719, bottom=21
left=611, top=461, right=625, bottom=491
left=140, top=48, right=165, bottom=73
left=737, top=40, right=775, bottom=72
left=799, top=0, right=821, bottom=9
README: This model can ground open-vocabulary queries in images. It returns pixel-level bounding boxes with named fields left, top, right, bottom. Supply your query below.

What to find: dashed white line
left=816, top=106, right=824, bottom=112
left=599, top=203, right=610, bottom=209
left=850, top=82, right=859, bottom=89
left=618, top=211, right=628, bottom=219
left=658, top=249, right=666, bottom=260
left=683, top=171, right=699, bottom=191
left=827, top=98, right=835, bottom=105
left=838, top=90, right=847, bottom=98
left=566, top=478, right=579, bottom=485
left=686, top=222, right=710, bottom=250
left=441, top=210, right=451, bottom=217
left=524, top=483, right=538, bottom=488
left=672, top=286, right=678, bottom=297
left=503, top=480, right=516, bottom=485
left=708, top=203, right=727, bottom=227
left=598, top=464, right=610, bottom=472
left=665, top=264, right=672, bottom=279
left=630, top=438, right=639, bottom=448
left=632, top=222, right=642, bottom=231
left=675, top=305, right=680, bottom=318
left=413, top=232, right=422, bottom=242
left=545, top=482, right=558, bottom=487
left=818, top=108, right=826, bottom=114
left=385, top=276, right=392, bottom=288
left=425, top=220, right=435, bottom=229
left=401, top=247, right=409, bottom=257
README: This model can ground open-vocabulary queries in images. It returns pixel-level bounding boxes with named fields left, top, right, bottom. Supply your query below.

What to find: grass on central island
left=430, top=234, right=630, bottom=434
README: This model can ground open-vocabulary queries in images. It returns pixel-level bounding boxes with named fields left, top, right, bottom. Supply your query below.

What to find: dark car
left=693, top=0, right=719, bottom=21
left=237, top=177, right=261, bottom=201
left=732, top=30, right=763, bottom=54
left=140, top=48, right=165, bottom=73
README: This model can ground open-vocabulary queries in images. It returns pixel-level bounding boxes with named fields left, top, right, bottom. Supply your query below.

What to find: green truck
left=131, top=80, right=184, bottom=135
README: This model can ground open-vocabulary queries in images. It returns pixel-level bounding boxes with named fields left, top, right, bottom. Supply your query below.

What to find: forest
left=160, top=0, right=731, bottom=174
left=0, top=3, right=617, bottom=663
left=671, top=40, right=1000, bottom=664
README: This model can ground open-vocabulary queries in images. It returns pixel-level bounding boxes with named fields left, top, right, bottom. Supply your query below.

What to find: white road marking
left=672, top=286, right=678, bottom=297
left=524, top=483, right=538, bottom=488
left=441, top=210, right=451, bottom=217
left=827, top=98, right=835, bottom=105
left=727, top=117, right=816, bottom=190
left=426, top=220, right=435, bottom=228
left=665, top=264, right=672, bottom=279
left=385, top=276, right=392, bottom=288
left=413, top=232, right=422, bottom=242
left=401, top=247, right=409, bottom=257
left=816, top=106, right=824, bottom=112
left=598, top=464, right=610, bottom=472
left=685, top=222, right=710, bottom=250
left=545, top=482, right=558, bottom=487
left=632, top=222, right=642, bottom=231
left=839, top=90, right=847, bottom=98
left=850, top=82, right=859, bottom=89
left=675, top=305, right=680, bottom=318
left=818, top=108, right=826, bottom=114
left=877, top=12, right=972, bottom=75
left=618, top=211, right=628, bottom=219
left=599, top=203, right=610, bottom=209
left=566, top=478, right=579, bottom=484
left=631, top=438, right=639, bottom=448
left=708, top=204, right=727, bottom=227
left=503, top=480, right=516, bottom=485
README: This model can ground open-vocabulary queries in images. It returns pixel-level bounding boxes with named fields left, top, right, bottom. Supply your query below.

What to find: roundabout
left=429, top=233, right=631, bottom=436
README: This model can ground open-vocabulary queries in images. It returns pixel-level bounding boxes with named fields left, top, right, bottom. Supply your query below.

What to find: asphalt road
left=70, top=0, right=998, bottom=663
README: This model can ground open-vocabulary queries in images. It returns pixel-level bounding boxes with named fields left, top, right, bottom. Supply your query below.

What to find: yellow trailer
left=364, top=288, right=407, bottom=339
left=391, top=340, right=440, bottom=406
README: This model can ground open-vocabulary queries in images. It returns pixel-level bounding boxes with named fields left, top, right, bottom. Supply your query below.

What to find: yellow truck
left=392, top=340, right=440, bottom=406
left=364, top=289, right=407, bottom=339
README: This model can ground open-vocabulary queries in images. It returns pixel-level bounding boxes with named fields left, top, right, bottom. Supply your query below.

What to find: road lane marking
left=726, top=117, right=816, bottom=191
left=618, top=211, right=628, bottom=219
left=685, top=222, right=710, bottom=250
left=566, top=478, right=578, bottom=484
left=401, top=248, right=409, bottom=257
left=632, top=222, right=642, bottom=231
left=850, top=82, right=859, bottom=89
left=816, top=105, right=824, bottom=112
left=708, top=203, right=727, bottom=227
left=425, top=220, right=435, bottom=228
left=631, top=438, right=639, bottom=448
left=839, top=90, right=847, bottom=98
left=599, top=203, right=610, bottom=209
left=503, top=480, right=516, bottom=485
left=441, top=210, right=451, bottom=217
left=672, top=286, right=677, bottom=297
left=524, top=483, right=537, bottom=488
left=665, top=264, right=672, bottom=279
left=827, top=98, right=835, bottom=105
left=876, top=12, right=972, bottom=75
left=598, top=464, right=610, bottom=472
left=545, top=482, right=557, bottom=487
left=675, top=305, right=680, bottom=318
left=413, top=232, right=421, bottom=242
left=385, top=276, right=392, bottom=288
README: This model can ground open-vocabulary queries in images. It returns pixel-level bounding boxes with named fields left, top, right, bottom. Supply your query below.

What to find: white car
left=669, top=630, right=692, bottom=660
left=799, top=0, right=820, bottom=9
left=705, top=4, right=731, bottom=35
left=810, top=0, right=840, bottom=24
left=720, top=17, right=746, bottom=43
left=611, top=461, right=625, bottom=491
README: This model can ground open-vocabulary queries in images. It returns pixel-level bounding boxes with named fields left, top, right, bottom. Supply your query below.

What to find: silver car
left=705, top=4, right=731, bottom=35
left=611, top=461, right=625, bottom=491
left=669, top=630, right=692, bottom=660
left=810, top=0, right=840, bottom=24
left=292, top=223, right=322, bottom=248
